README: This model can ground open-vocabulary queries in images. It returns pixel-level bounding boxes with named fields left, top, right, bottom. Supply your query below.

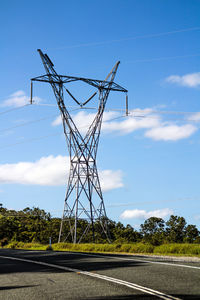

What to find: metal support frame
left=31, top=49, right=128, bottom=243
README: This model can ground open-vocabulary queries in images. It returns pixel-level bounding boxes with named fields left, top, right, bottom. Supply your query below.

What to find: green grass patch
left=4, top=241, right=46, bottom=250
left=51, top=242, right=155, bottom=254
left=154, top=243, right=200, bottom=256
left=1, top=242, right=200, bottom=257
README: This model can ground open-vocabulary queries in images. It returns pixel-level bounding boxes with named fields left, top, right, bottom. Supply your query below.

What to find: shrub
left=7, top=241, right=18, bottom=249
left=130, top=243, right=154, bottom=253
left=0, top=238, right=8, bottom=247
left=120, top=244, right=132, bottom=252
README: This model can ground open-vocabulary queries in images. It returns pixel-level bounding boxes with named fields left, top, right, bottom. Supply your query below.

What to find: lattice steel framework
left=31, top=49, right=128, bottom=243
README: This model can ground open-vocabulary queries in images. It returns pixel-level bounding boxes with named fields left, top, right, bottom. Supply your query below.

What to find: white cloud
left=52, top=109, right=161, bottom=135
left=0, top=155, right=123, bottom=191
left=166, top=72, right=200, bottom=88
left=145, top=124, right=197, bottom=141
left=52, top=111, right=119, bottom=134
left=187, top=112, right=200, bottom=122
left=102, top=111, right=160, bottom=134
left=100, top=170, right=123, bottom=191
left=120, top=208, right=173, bottom=220
left=51, top=108, right=197, bottom=142
left=52, top=115, right=62, bottom=126
left=0, top=155, right=66, bottom=186
left=1, top=90, right=41, bottom=107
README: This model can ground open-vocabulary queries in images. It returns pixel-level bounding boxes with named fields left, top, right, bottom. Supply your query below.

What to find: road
left=0, top=249, right=200, bottom=299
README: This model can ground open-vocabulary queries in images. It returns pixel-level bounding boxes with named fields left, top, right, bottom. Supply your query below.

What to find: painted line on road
left=0, top=255, right=181, bottom=300
left=67, top=251, right=200, bottom=270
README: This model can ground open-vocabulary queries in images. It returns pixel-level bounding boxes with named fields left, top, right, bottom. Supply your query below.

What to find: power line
left=0, top=114, right=126, bottom=150
left=0, top=109, right=199, bottom=149
left=50, top=26, right=200, bottom=50
left=0, top=99, right=199, bottom=149
left=0, top=214, right=60, bottom=218
left=1, top=196, right=199, bottom=218
left=33, top=103, right=200, bottom=116
left=125, top=115, right=191, bottom=123
left=0, top=114, right=58, bottom=134
left=34, top=103, right=97, bottom=110
left=0, top=132, right=62, bottom=150
left=0, top=108, right=80, bottom=138
left=107, top=196, right=200, bottom=208
left=0, top=104, right=31, bottom=116
left=125, top=53, right=200, bottom=64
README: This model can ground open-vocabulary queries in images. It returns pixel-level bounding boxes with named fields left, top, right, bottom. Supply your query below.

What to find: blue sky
left=1, top=0, right=200, bottom=229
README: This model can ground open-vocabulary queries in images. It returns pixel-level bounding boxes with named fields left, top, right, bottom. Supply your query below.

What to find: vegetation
left=0, top=204, right=200, bottom=257
left=1, top=241, right=200, bottom=257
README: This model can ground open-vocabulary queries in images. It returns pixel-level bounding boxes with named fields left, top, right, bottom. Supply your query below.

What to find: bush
left=130, top=243, right=154, bottom=253
left=120, top=244, right=132, bottom=252
left=0, top=238, right=8, bottom=247
left=7, top=241, right=18, bottom=249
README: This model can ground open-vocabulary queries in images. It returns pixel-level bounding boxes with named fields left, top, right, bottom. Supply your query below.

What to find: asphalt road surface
left=0, top=249, right=200, bottom=299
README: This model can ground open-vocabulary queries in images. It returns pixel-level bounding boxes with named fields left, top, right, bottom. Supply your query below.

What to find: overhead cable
left=0, top=114, right=126, bottom=149
left=0, top=109, right=199, bottom=149
left=50, top=26, right=200, bottom=50
left=0, top=104, right=31, bottom=116
left=125, top=53, right=200, bottom=64
left=0, top=108, right=80, bottom=136
left=32, top=103, right=200, bottom=115
left=0, top=114, right=58, bottom=134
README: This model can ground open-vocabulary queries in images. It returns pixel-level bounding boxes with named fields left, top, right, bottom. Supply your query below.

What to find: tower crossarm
left=32, top=75, right=127, bottom=93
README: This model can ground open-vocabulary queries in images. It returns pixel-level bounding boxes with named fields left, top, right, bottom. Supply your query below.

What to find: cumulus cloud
left=166, top=72, right=200, bottom=88
left=52, top=115, right=62, bottom=126
left=187, top=112, right=200, bottom=122
left=52, top=111, right=119, bottom=133
left=0, top=155, right=123, bottom=191
left=102, top=110, right=160, bottom=134
left=0, top=155, right=66, bottom=186
left=120, top=208, right=173, bottom=220
left=1, top=90, right=41, bottom=107
left=73, top=111, right=118, bottom=134
left=99, top=170, right=123, bottom=191
left=145, top=124, right=197, bottom=141
left=52, top=109, right=161, bottom=134
left=51, top=108, right=197, bottom=142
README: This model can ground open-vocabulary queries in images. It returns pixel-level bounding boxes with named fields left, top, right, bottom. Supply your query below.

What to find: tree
left=184, top=224, right=199, bottom=243
left=166, top=215, right=186, bottom=243
left=140, top=217, right=165, bottom=245
left=121, top=224, right=142, bottom=243
left=0, top=205, right=199, bottom=245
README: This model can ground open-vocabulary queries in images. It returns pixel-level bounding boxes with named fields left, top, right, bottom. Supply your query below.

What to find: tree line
left=0, top=204, right=199, bottom=246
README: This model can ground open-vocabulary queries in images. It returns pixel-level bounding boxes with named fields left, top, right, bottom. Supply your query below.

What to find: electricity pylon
left=31, top=49, right=128, bottom=243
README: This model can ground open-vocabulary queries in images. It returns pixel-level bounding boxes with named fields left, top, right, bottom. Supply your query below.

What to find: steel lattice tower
left=31, top=49, right=128, bottom=243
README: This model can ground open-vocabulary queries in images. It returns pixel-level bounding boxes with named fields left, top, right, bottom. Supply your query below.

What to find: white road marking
left=0, top=255, right=181, bottom=300
left=66, top=251, right=200, bottom=270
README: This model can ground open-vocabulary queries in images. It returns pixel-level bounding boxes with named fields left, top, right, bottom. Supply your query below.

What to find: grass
left=154, top=243, right=200, bottom=256
left=1, top=241, right=200, bottom=257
